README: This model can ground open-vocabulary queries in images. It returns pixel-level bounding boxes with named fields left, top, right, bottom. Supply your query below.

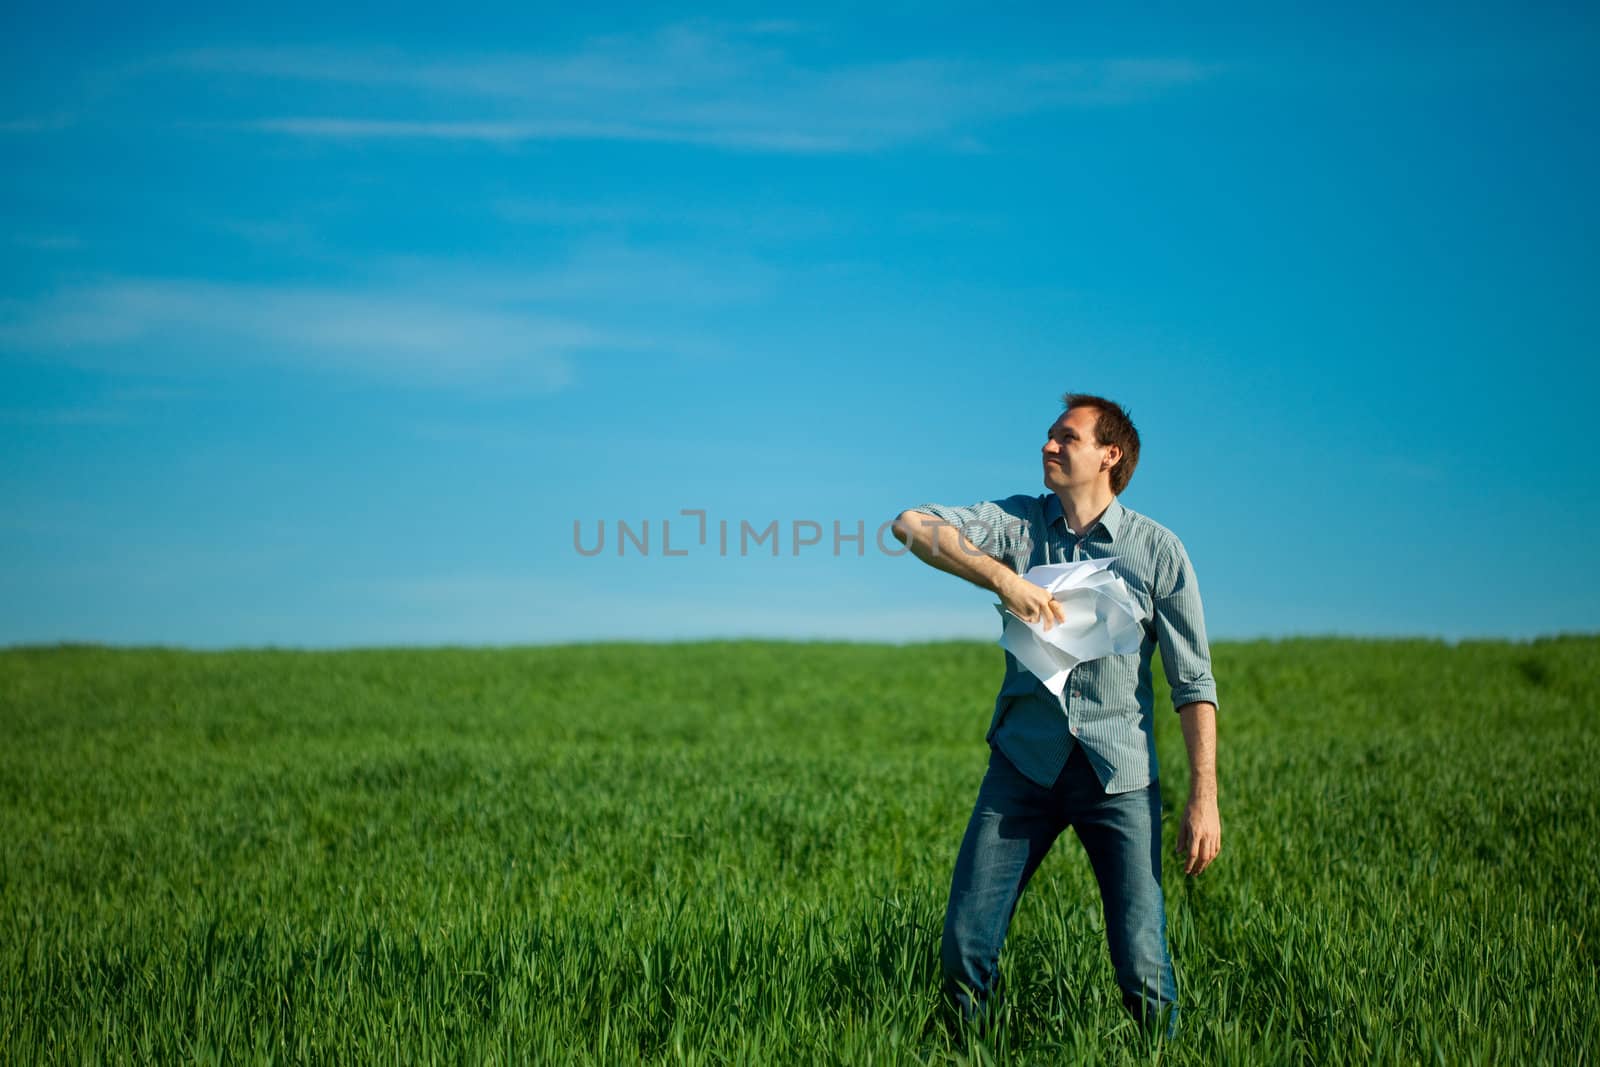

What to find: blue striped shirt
left=913, top=493, right=1218, bottom=793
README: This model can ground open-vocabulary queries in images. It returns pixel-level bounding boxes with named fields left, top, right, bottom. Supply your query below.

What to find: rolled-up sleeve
left=1153, top=539, right=1219, bottom=711
left=907, top=496, right=1038, bottom=574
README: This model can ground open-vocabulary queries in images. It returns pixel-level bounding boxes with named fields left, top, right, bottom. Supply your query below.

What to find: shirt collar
left=1045, top=493, right=1125, bottom=541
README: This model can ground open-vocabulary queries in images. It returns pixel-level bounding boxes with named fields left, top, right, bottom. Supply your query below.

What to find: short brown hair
left=1061, top=392, right=1141, bottom=494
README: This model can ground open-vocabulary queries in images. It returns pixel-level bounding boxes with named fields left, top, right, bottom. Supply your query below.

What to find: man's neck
left=1056, top=485, right=1116, bottom=536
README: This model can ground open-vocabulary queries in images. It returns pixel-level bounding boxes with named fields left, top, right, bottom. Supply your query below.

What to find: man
left=892, top=392, right=1220, bottom=1039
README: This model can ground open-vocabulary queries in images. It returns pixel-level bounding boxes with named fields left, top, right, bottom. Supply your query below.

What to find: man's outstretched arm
left=891, top=510, right=1066, bottom=629
left=1176, top=700, right=1221, bottom=876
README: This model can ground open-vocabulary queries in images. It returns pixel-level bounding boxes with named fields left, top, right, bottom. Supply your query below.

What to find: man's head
left=1041, top=393, right=1141, bottom=496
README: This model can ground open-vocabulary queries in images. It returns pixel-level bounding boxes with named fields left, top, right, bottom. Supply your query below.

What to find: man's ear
left=1101, top=445, right=1122, bottom=474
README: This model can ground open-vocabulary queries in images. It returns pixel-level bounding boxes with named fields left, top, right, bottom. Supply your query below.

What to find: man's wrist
left=990, top=567, right=1030, bottom=600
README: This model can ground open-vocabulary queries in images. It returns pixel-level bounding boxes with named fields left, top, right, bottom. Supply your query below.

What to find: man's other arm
left=891, top=510, right=1066, bottom=629
left=1150, top=536, right=1221, bottom=876
left=1176, top=700, right=1220, bottom=876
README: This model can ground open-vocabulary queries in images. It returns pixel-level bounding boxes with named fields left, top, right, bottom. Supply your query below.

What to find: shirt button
left=1070, top=726, right=1079, bottom=736
left=1071, top=690, right=1082, bottom=699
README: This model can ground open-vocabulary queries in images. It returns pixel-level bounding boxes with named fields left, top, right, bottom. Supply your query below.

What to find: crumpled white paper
left=995, top=556, right=1143, bottom=706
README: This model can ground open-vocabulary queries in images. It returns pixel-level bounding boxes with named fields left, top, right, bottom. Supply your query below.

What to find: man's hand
left=1176, top=796, right=1221, bottom=876
left=997, top=573, right=1067, bottom=631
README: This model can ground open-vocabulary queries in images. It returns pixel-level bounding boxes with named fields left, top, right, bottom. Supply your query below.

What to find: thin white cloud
left=213, top=217, right=320, bottom=250
left=10, top=233, right=84, bottom=251
left=0, top=116, right=71, bottom=133
left=491, top=199, right=659, bottom=228
left=242, top=116, right=860, bottom=152
left=165, top=25, right=1216, bottom=153
left=490, top=196, right=842, bottom=242
left=0, top=404, right=128, bottom=426
left=0, top=279, right=598, bottom=391
left=0, top=386, right=184, bottom=428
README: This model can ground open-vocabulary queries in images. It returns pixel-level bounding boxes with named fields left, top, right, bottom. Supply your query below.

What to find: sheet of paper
left=994, top=556, right=1144, bottom=706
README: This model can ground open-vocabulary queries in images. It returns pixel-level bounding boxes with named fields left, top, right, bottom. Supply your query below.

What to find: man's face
left=1041, top=406, right=1116, bottom=492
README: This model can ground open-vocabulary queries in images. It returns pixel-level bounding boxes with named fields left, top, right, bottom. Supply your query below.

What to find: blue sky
left=2, top=2, right=1596, bottom=648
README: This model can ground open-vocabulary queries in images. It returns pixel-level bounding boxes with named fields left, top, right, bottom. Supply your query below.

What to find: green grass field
left=2, top=637, right=1596, bottom=1064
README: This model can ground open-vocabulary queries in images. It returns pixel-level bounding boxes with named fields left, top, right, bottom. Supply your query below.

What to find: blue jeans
left=940, top=743, right=1179, bottom=1037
